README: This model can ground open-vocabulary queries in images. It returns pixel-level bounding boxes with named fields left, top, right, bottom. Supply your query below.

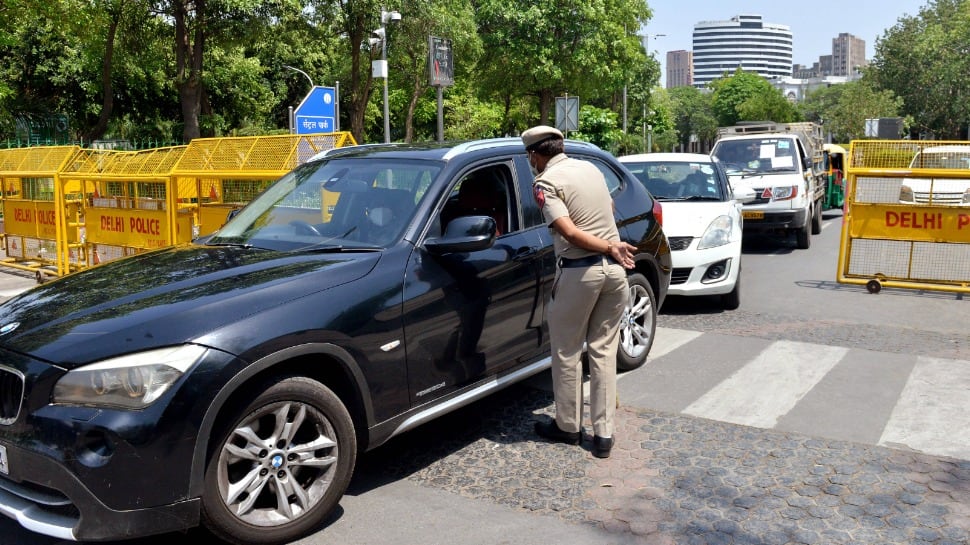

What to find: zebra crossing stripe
left=879, top=355, right=970, bottom=459
left=682, top=340, right=849, bottom=428
left=646, top=327, right=702, bottom=361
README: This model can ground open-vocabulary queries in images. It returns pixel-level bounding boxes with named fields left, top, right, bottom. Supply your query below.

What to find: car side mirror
left=425, top=215, right=496, bottom=254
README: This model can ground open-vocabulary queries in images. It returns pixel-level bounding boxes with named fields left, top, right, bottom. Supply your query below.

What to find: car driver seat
left=450, top=174, right=508, bottom=236
left=363, top=187, right=414, bottom=244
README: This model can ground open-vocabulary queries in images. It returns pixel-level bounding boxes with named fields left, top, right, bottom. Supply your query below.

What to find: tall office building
left=691, top=14, right=793, bottom=88
left=831, top=32, right=866, bottom=76
left=666, top=50, right=693, bottom=88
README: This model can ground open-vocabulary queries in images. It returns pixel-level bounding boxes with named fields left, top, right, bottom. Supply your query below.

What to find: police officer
left=522, top=125, right=636, bottom=459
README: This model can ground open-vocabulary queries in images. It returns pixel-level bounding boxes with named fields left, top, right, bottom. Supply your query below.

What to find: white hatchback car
left=620, top=153, right=754, bottom=309
left=900, top=145, right=970, bottom=205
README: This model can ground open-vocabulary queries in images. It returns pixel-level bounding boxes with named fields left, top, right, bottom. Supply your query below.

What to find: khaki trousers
left=547, top=258, right=628, bottom=438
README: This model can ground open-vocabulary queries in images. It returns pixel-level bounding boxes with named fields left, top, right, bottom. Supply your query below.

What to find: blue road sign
left=294, top=86, right=336, bottom=134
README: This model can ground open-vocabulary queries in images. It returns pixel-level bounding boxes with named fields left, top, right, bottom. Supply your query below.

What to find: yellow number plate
left=742, top=210, right=765, bottom=219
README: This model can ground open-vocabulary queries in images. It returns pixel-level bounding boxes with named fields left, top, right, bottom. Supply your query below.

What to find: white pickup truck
left=711, top=122, right=827, bottom=249
left=899, top=145, right=970, bottom=206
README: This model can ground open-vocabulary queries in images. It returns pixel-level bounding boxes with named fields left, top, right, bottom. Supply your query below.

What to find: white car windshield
left=909, top=149, right=970, bottom=170
left=625, top=161, right=724, bottom=201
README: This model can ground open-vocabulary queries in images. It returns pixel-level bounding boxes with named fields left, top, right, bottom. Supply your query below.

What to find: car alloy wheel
left=202, top=377, right=356, bottom=545
left=617, top=273, right=656, bottom=371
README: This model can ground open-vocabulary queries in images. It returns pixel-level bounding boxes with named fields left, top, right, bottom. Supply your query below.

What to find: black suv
left=0, top=138, right=670, bottom=544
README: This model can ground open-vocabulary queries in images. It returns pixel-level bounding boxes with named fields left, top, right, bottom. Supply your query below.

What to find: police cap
left=521, top=125, right=564, bottom=150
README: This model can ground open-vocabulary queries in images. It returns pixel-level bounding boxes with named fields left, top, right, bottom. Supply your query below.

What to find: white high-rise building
left=692, top=14, right=793, bottom=88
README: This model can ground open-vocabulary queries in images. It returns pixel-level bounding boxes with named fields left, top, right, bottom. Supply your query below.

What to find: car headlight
left=963, top=188, right=970, bottom=205
left=770, top=186, right=797, bottom=201
left=899, top=184, right=915, bottom=203
left=697, top=215, right=734, bottom=250
left=53, top=345, right=207, bottom=409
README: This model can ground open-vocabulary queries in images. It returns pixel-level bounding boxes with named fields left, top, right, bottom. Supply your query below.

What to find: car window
left=577, top=156, right=623, bottom=194
left=439, top=163, right=517, bottom=237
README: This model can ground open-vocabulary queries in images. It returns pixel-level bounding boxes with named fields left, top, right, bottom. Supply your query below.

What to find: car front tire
left=617, top=273, right=657, bottom=371
left=201, top=376, right=357, bottom=545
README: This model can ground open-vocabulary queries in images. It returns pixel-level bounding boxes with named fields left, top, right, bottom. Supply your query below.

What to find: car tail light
left=652, top=198, right=663, bottom=226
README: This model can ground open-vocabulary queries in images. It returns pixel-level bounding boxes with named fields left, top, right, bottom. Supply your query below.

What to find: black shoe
left=534, top=420, right=581, bottom=445
left=592, top=435, right=614, bottom=458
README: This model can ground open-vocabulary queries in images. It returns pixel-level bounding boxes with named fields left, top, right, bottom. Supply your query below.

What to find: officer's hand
left=609, top=241, right=637, bottom=269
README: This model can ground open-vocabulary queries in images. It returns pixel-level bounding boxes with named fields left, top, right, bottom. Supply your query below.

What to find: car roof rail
left=308, top=143, right=389, bottom=162
left=442, top=137, right=599, bottom=160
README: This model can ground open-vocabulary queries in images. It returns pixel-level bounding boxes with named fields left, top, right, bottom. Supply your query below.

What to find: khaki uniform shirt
left=533, top=154, right=620, bottom=259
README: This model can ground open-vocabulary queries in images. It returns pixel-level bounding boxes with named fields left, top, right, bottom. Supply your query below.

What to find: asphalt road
left=0, top=216, right=967, bottom=545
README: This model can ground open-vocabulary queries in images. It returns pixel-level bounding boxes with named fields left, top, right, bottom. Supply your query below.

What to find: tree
left=387, top=0, right=481, bottom=142
left=709, top=68, right=798, bottom=127
left=159, top=0, right=288, bottom=141
left=801, top=80, right=904, bottom=142
left=473, top=0, right=653, bottom=130
left=668, top=85, right=716, bottom=152
left=868, top=0, right=970, bottom=138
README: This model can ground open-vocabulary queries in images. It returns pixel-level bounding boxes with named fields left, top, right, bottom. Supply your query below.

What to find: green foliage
left=709, top=69, right=799, bottom=126
left=868, top=0, right=970, bottom=138
left=571, top=104, right=623, bottom=152
left=0, top=0, right=664, bottom=145
left=800, top=80, right=904, bottom=141
left=667, top=86, right=717, bottom=150
left=473, top=0, right=653, bottom=128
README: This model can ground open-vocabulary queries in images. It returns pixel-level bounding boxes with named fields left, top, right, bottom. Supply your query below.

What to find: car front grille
left=668, top=237, right=693, bottom=251
left=913, top=191, right=967, bottom=205
left=670, top=267, right=692, bottom=285
left=0, top=366, right=24, bottom=425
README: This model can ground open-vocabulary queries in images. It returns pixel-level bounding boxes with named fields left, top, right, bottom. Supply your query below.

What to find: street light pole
left=374, top=9, right=401, bottom=144
left=381, top=34, right=390, bottom=143
left=639, top=33, right=665, bottom=151
left=283, top=65, right=314, bottom=133
left=283, top=65, right=314, bottom=89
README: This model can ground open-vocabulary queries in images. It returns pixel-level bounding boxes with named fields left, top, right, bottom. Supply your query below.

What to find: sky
left=642, top=0, right=931, bottom=86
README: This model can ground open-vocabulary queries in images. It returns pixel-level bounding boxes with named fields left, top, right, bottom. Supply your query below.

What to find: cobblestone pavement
left=357, top=384, right=970, bottom=545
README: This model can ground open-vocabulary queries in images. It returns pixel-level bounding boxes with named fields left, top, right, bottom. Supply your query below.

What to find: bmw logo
left=271, top=454, right=284, bottom=469
left=0, top=322, right=19, bottom=335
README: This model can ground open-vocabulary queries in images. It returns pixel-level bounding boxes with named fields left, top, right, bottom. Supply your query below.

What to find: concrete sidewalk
left=0, top=267, right=39, bottom=301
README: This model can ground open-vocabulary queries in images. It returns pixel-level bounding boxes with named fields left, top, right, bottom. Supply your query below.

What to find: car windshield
left=908, top=149, right=970, bottom=170
left=207, top=157, right=440, bottom=251
left=712, top=138, right=799, bottom=175
left=624, top=161, right=724, bottom=200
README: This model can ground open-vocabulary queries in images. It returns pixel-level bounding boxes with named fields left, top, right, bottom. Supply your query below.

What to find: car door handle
left=512, top=246, right=539, bottom=261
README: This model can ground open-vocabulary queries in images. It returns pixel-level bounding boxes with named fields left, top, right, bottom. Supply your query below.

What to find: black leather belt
left=558, top=255, right=611, bottom=268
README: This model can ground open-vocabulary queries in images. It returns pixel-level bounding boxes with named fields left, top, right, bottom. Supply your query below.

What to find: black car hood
left=0, top=245, right=380, bottom=366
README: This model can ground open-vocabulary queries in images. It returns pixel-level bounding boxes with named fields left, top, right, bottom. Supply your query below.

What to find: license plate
left=742, top=210, right=764, bottom=219
left=0, top=444, right=7, bottom=475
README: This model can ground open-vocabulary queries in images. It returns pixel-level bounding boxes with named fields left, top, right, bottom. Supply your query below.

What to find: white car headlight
left=697, top=215, right=734, bottom=250
left=53, top=345, right=207, bottom=409
left=770, top=186, right=797, bottom=201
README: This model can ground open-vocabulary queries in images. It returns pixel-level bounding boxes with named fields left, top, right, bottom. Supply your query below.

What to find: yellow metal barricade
left=63, top=146, right=192, bottom=270
left=0, top=132, right=356, bottom=281
left=838, top=140, right=970, bottom=294
left=172, top=132, right=357, bottom=237
left=0, top=132, right=357, bottom=281
left=0, top=146, right=83, bottom=280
